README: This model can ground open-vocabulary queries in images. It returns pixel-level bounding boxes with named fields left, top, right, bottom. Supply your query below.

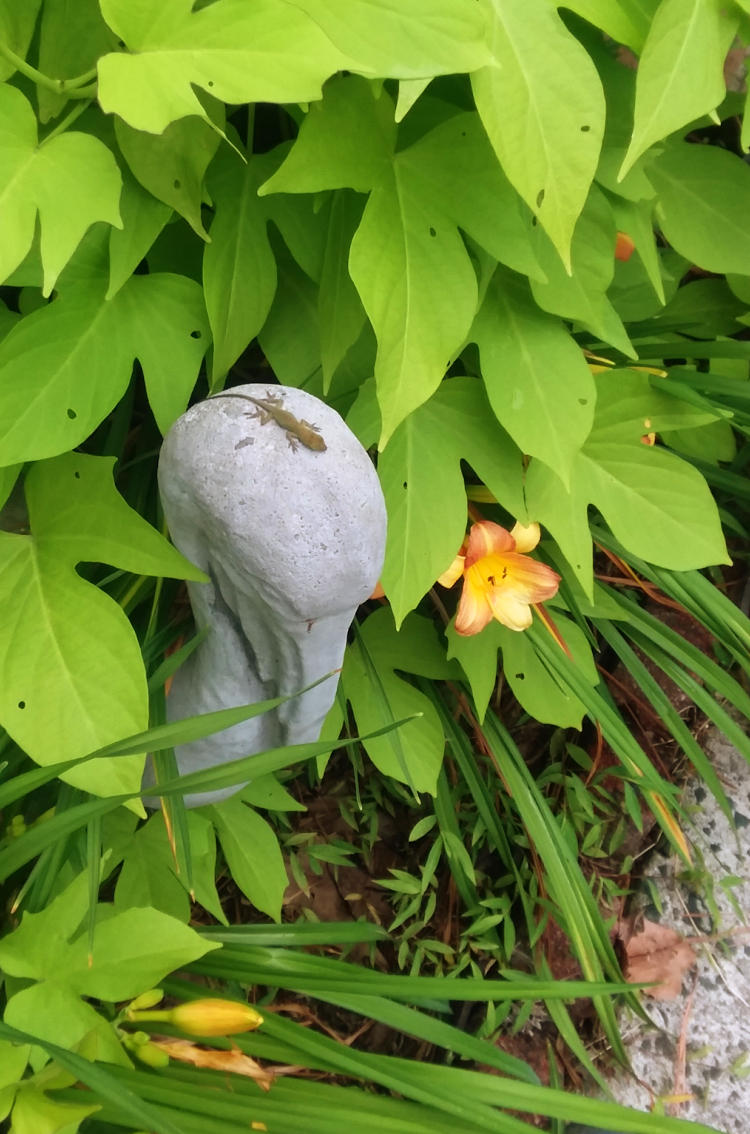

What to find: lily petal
left=437, top=554, right=465, bottom=588
left=454, top=572, right=494, bottom=635
left=487, top=590, right=534, bottom=631
left=464, top=521, right=515, bottom=568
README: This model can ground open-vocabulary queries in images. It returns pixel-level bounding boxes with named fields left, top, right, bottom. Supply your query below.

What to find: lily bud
left=133, top=1041, right=170, bottom=1069
left=169, top=998, right=263, bottom=1036
left=129, top=988, right=164, bottom=1011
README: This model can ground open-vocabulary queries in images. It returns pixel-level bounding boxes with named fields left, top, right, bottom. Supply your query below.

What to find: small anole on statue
left=209, top=390, right=327, bottom=452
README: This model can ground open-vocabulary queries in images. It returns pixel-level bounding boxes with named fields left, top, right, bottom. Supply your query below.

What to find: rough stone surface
left=150, top=384, right=386, bottom=806
left=605, top=728, right=750, bottom=1133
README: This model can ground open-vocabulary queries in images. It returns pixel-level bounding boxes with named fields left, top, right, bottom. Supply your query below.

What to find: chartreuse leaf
left=609, top=194, right=665, bottom=304
left=531, top=185, right=633, bottom=356
left=342, top=610, right=458, bottom=794
left=378, top=377, right=526, bottom=626
left=0, top=85, right=122, bottom=295
left=0, top=0, right=43, bottom=81
left=319, top=191, right=367, bottom=390
left=351, top=163, right=478, bottom=444
left=447, top=612, right=598, bottom=728
left=648, top=142, right=750, bottom=275
left=184, top=810, right=227, bottom=925
left=0, top=453, right=206, bottom=800
left=114, top=813, right=191, bottom=922
left=0, top=1036, right=28, bottom=1095
left=525, top=370, right=730, bottom=596
left=209, top=797, right=287, bottom=921
left=0, top=463, right=20, bottom=510
left=472, top=0, right=605, bottom=268
left=620, top=0, right=737, bottom=180
left=0, top=273, right=208, bottom=464
left=203, top=146, right=278, bottom=384
left=260, top=76, right=396, bottom=195
left=396, top=78, right=431, bottom=121
left=0, top=890, right=218, bottom=1000
left=395, top=111, right=544, bottom=282
left=71, top=907, right=218, bottom=1000
left=107, top=168, right=172, bottom=298
left=5, top=982, right=127, bottom=1068
left=263, top=77, right=488, bottom=443
left=289, top=0, right=488, bottom=76
left=115, top=111, right=221, bottom=239
left=258, top=245, right=320, bottom=385
left=97, top=0, right=360, bottom=134
left=12, top=1088, right=99, bottom=1132
left=37, top=0, right=116, bottom=123
left=471, top=269, right=595, bottom=486
left=559, top=0, right=652, bottom=51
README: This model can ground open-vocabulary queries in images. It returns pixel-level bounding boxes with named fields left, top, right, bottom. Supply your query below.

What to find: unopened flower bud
left=133, top=1041, right=170, bottom=1069
left=169, top=998, right=263, bottom=1036
left=129, top=989, right=164, bottom=1011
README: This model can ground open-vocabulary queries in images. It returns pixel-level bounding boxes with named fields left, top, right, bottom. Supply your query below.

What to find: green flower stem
left=0, top=40, right=97, bottom=94
left=126, top=1009, right=173, bottom=1026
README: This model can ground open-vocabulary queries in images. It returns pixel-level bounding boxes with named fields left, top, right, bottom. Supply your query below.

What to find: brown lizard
left=209, top=390, right=327, bottom=452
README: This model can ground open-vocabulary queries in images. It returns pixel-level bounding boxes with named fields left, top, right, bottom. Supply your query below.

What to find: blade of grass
left=198, top=921, right=388, bottom=946
left=307, top=989, right=539, bottom=1082
left=527, top=624, right=688, bottom=858
left=482, top=713, right=630, bottom=1062
left=0, top=675, right=337, bottom=811
left=596, top=620, right=732, bottom=819
left=0, top=720, right=417, bottom=882
left=187, top=942, right=638, bottom=1001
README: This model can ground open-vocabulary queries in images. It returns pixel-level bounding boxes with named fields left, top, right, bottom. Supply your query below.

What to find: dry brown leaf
left=153, top=1038, right=275, bottom=1090
left=622, top=918, right=696, bottom=1001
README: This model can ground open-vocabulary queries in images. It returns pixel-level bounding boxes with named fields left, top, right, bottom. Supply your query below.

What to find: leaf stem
left=41, top=99, right=92, bottom=143
left=66, top=83, right=99, bottom=100
left=0, top=40, right=98, bottom=95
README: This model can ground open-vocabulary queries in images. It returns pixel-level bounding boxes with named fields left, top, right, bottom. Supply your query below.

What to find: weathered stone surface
left=604, top=728, right=750, bottom=1133
left=149, top=384, right=386, bottom=806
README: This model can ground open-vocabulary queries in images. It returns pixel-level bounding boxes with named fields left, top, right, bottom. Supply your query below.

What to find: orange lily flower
left=438, top=521, right=560, bottom=635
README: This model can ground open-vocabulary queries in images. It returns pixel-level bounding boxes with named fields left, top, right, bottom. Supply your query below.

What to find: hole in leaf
left=531, top=216, right=538, bottom=227
left=17, top=700, right=25, bottom=709
left=74, top=471, right=81, bottom=479
left=514, top=673, right=525, bottom=681
left=536, top=188, right=545, bottom=207
left=580, top=124, right=590, bottom=132
left=429, top=226, right=436, bottom=237
left=67, top=408, right=77, bottom=419
left=402, top=481, right=408, bottom=489
left=190, top=329, right=202, bottom=339
left=173, top=179, right=181, bottom=190
left=208, top=80, right=214, bottom=88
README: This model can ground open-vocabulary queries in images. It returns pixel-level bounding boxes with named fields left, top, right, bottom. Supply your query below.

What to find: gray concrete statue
left=150, top=384, right=386, bottom=806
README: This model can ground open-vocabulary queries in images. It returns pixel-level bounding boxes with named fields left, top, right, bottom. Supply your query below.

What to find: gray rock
left=604, top=727, right=750, bottom=1133
left=149, top=384, right=386, bottom=806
